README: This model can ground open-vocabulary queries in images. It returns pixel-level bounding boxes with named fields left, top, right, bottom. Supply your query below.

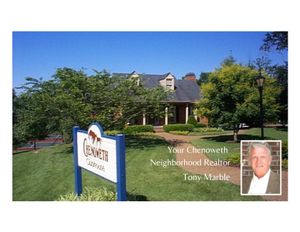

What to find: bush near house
left=123, top=125, right=154, bottom=134
left=105, top=130, right=123, bottom=136
left=187, top=115, right=198, bottom=127
left=196, top=123, right=207, bottom=128
left=163, top=124, right=195, bottom=132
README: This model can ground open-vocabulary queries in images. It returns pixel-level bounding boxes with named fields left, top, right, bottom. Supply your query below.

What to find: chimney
left=184, top=72, right=196, bottom=81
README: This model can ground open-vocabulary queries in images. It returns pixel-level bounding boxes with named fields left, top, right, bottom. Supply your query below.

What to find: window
left=166, top=78, right=173, bottom=89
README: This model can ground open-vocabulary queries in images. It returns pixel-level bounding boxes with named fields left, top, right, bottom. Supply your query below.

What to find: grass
left=13, top=144, right=114, bottom=201
left=13, top=134, right=261, bottom=201
left=242, top=127, right=288, bottom=142
left=192, top=127, right=288, bottom=161
left=189, top=131, right=231, bottom=136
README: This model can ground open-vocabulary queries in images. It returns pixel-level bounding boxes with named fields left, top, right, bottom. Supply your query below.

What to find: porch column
left=193, top=107, right=198, bottom=120
left=142, top=112, right=146, bottom=125
left=185, top=104, right=189, bottom=124
left=165, top=107, right=168, bottom=125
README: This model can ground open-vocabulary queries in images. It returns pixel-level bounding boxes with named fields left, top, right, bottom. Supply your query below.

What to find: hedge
left=123, top=125, right=154, bottom=134
left=193, top=127, right=224, bottom=133
left=105, top=130, right=123, bottom=136
left=163, top=124, right=195, bottom=132
left=196, top=123, right=207, bottom=128
left=169, top=131, right=190, bottom=135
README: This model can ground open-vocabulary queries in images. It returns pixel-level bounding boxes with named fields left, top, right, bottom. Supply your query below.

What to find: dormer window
left=129, top=71, right=140, bottom=86
left=159, top=73, right=175, bottom=90
left=166, top=78, right=173, bottom=89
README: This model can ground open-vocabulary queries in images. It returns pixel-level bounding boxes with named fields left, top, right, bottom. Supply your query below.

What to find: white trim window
left=166, top=78, right=173, bottom=89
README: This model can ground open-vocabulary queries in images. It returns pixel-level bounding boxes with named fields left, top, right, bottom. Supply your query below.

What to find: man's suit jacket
left=242, top=170, right=280, bottom=194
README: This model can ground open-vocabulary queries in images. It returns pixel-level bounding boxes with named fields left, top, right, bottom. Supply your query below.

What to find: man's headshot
left=241, top=141, right=281, bottom=195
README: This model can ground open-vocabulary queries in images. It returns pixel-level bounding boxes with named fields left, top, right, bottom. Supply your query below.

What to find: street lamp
left=256, top=70, right=265, bottom=140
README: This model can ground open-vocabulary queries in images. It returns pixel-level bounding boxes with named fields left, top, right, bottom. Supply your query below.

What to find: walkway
left=155, top=131, right=288, bottom=201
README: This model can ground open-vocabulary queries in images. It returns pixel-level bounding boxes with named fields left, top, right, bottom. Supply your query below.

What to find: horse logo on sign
left=73, top=122, right=126, bottom=200
left=88, top=129, right=102, bottom=146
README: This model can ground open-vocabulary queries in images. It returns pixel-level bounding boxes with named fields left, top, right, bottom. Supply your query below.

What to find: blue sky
left=13, top=32, right=286, bottom=88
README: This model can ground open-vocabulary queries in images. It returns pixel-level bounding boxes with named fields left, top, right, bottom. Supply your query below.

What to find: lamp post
left=256, top=70, right=265, bottom=140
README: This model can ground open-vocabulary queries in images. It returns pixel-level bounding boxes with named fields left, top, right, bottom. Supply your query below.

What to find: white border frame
left=240, top=140, right=282, bottom=196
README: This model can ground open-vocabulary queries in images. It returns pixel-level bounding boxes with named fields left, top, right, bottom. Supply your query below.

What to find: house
left=113, top=71, right=206, bottom=126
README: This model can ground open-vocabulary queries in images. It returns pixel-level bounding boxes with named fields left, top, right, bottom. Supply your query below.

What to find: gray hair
left=248, top=142, right=272, bottom=158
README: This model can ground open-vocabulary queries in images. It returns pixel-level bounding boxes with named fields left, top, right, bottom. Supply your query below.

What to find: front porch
left=135, top=103, right=197, bottom=126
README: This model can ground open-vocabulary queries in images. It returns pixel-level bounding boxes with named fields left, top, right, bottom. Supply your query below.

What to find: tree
left=260, top=32, right=288, bottom=52
left=13, top=68, right=169, bottom=145
left=268, top=63, right=288, bottom=125
left=197, top=59, right=280, bottom=141
left=221, top=55, right=236, bottom=66
left=260, top=32, right=288, bottom=125
left=13, top=79, right=54, bottom=148
left=89, top=72, right=169, bottom=130
left=253, top=56, right=272, bottom=73
left=13, top=89, right=28, bottom=147
left=197, top=72, right=210, bottom=86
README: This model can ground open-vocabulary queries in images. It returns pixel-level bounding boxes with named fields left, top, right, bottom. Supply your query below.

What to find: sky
left=13, top=32, right=287, bottom=88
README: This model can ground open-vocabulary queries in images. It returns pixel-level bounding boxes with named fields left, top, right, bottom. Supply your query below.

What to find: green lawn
left=192, top=127, right=288, bottom=161
left=13, top=135, right=261, bottom=201
left=243, top=127, right=288, bottom=142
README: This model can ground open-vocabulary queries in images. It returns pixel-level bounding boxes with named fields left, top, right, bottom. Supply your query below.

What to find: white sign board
left=76, top=124, right=117, bottom=183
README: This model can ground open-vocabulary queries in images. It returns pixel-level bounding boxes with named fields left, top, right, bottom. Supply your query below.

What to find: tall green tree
left=261, top=32, right=288, bottom=52
left=197, top=59, right=280, bottom=141
left=88, top=71, right=169, bottom=130
left=13, top=68, right=169, bottom=145
left=260, top=32, right=288, bottom=125
left=13, top=78, right=55, bottom=148
left=197, top=72, right=211, bottom=86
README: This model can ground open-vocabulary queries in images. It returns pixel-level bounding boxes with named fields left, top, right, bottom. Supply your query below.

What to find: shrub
left=132, top=132, right=156, bottom=136
left=282, top=159, right=288, bottom=169
left=193, top=127, right=224, bottom=133
left=187, top=115, right=198, bottom=127
left=196, top=123, right=207, bottom=128
left=282, top=141, right=288, bottom=160
left=163, top=124, right=195, bottom=132
left=224, top=153, right=240, bottom=166
left=123, top=125, right=154, bottom=134
left=57, top=187, right=117, bottom=201
left=105, top=130, right=123, bottom=136
left=169, top=131, right=190, bottom=135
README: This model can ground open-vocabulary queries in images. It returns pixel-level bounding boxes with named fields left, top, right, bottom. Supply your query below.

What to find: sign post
left=72, top=123, right=126, bottom=201
left=116, top=134, right=126, bottom=201
left=72, top=126, right=82, bottom=196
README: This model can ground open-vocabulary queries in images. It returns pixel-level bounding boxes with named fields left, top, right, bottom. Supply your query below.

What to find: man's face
left=250, top=147, right=272, bottom=178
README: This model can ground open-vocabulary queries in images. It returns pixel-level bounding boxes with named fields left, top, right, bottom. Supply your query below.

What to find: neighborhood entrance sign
left=78, top=124, right=117, bottom=182
left=72, top=122, right=126, bottom=201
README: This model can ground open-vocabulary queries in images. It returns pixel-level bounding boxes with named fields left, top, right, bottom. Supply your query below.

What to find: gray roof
left=170, top=79, right=201, bottom=102
left=112, top=72, right=201, bottom=103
